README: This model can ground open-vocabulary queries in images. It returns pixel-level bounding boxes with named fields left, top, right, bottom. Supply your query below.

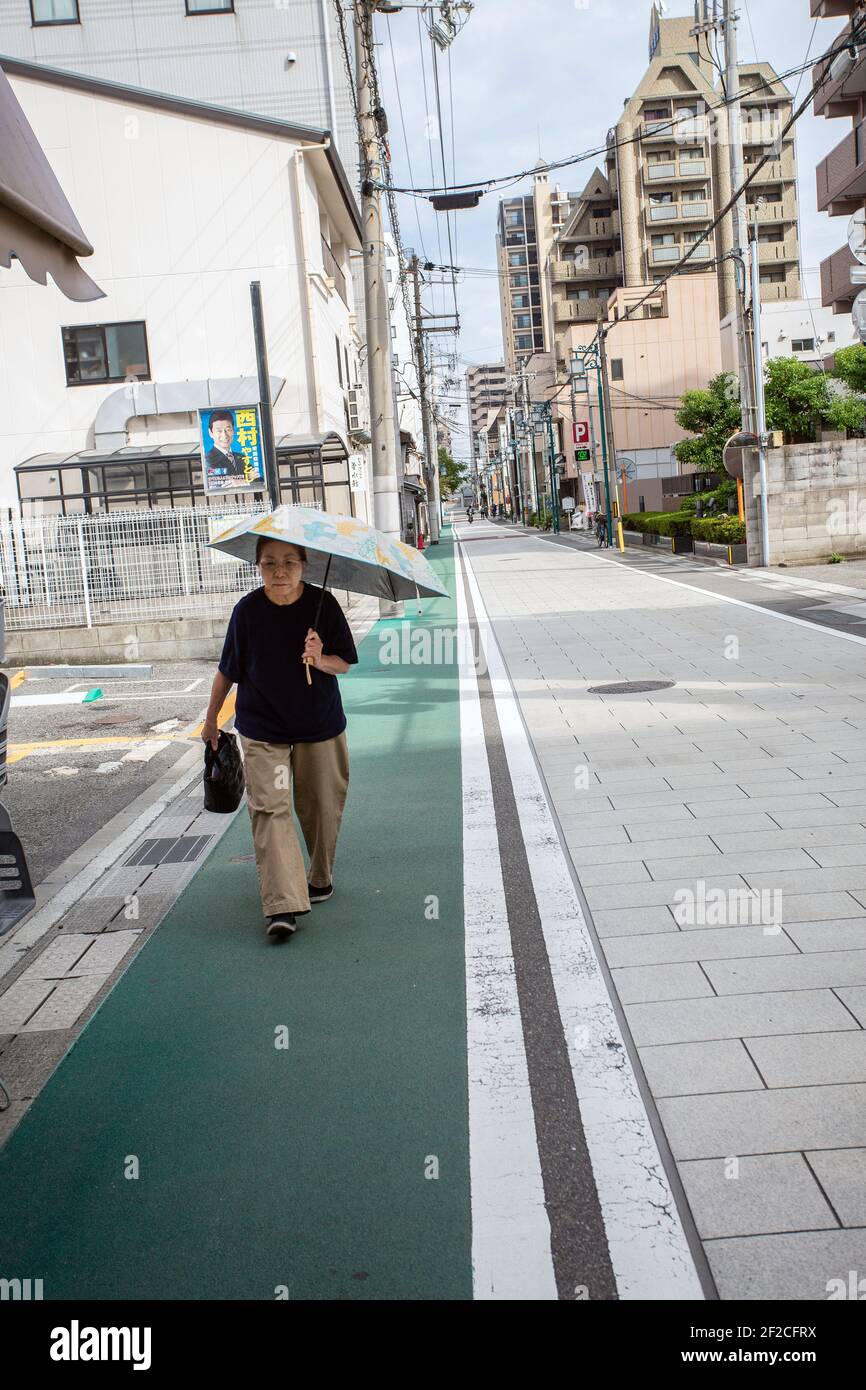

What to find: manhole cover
left=92, top=712, right=131, bottom=727
left=588, top=680, right=676, bottom=695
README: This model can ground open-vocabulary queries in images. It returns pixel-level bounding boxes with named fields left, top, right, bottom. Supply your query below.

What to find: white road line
left=12, top=692, right=98, bottom=708
left=184, top=678, right=204, bottom=692
left=461, top=541, right=705, bottom=1302
left=455, top=547, right=557, bottom=1302
left=122, top=740, right=169, bottom=764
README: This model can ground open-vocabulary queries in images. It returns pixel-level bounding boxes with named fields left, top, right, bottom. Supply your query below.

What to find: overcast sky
left=376, top=0, right=849, bottom=461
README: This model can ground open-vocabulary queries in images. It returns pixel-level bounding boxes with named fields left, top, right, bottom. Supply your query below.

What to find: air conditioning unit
left=347, top=386, right=369, bottom=434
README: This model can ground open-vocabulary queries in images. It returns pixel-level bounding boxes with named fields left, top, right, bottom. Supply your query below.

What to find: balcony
left=551, top=256, right=618, bottom=282
left=649, top=244, right=711, bottom=266
left=642, top=115, right=708, bottom=144
left=811, top=0, right=857, bottom=15
left=645, top=200, right=709, bottom=224
left=816, top=120, right=866, bottom=214
left=821, top=242, right=859, bottom=312
left=579, top=218, right=615, bottom=241
left=757, top=282, right=791, bottom=301
left=757, top=234, right=800, bottom=266
left=644, top=159, right=708, bottom=183
left=749, top=191, right=799, bottom=224
left=813, top=21, right=866, bottom=118
left=555, top=298, right=608, bottom=323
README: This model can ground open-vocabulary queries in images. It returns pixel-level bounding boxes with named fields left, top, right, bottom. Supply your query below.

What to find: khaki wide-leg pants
left=239, top=732, right=350, bottom=918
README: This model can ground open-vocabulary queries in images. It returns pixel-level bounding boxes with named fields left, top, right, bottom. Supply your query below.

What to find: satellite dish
left=848, top=209, right=866, bottom=265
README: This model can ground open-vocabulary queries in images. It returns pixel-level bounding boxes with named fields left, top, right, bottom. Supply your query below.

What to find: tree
left=438, top=445, right=466, bottom=497
left=673, top=362, right=866, bottom=474
left=673, top=373, right=741, bottom=472
left=831, top=343, right=866, bottom=395
left=764, top=356, right=866, bottom=441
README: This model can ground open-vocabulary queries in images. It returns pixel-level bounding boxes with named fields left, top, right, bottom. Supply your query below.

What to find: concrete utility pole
left=409, top=255, right=441, bottom=543
left=722, top=0, right=754, bottom=434
left=353, top=1, right=402, bottom=608
left=596, top=325, right=618, bottom=546
left=750, top=226, right=770, bottom=567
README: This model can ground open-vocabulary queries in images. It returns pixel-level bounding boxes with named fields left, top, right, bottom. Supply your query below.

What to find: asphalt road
left=2, top=660, right=215, bottom=886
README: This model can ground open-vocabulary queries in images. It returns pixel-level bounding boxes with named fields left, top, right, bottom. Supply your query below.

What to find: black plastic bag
left=203, top=730, right=244, bottom=813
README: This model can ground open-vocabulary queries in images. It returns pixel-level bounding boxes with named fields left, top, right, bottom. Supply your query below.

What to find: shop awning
left=0, top=66, right=103, bottom=302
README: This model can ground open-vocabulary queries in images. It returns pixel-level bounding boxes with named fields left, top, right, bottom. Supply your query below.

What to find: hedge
left=623, top=511, right=746, bottom=545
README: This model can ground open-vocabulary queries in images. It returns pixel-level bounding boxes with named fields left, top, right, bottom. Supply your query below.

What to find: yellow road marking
left=10, top=670, right=25, bottom=689
left=8, top=690, right=237, bottom=764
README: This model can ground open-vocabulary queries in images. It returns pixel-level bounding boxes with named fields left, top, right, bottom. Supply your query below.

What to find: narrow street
left=2, top=520, right=865, bottom=1303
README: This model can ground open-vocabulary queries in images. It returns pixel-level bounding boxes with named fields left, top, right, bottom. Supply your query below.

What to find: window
left=652, top=233, right=676, bottom=246
left=516, top=334, right=532, bottom=350
left=760, top=270, right=784, bottom=283
left=31, top=0, right=79, bottom=22
left=62, top=322, right=150, bottom=386
left=682, top=187, right=706, bottom=202
left=650, top=191, right=674, bottom=205
left=791, top=338, right=815, bottom=353
left=336, top=336, right=343, bottom=388
left=185, top=0, right=234, bottom=12
left=507, top=210, right=523, bottom=226
left=511, top=272, right=528, bottom=287
left=513, top=294, right=529, bottom=308
left=508, top=252, right=526, bottom=267
left=514, top=313, right=531, bottom=329
left=611, top=359, right=624, bottom=381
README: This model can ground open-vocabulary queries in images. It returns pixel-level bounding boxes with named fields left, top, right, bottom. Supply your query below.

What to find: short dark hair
left=208, top=409, right=234, bottom=431
left=255, top=538, right=307, bottom=564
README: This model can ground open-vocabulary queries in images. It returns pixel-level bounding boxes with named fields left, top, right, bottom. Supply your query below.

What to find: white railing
left=0, top=505, right=272, bottom=631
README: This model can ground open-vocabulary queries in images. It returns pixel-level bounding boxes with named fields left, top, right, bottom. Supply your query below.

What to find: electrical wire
left=386, top=18, right=428, bottom=262
left=430, top=36, right=460, bottom=324
left=380, top=33, right=859, bottom=199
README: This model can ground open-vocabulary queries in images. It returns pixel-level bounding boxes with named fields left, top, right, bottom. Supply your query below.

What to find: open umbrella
left=208, top=505, right=450, bottom=682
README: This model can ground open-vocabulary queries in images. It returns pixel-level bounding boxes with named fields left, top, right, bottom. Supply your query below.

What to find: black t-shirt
left=219, top=584, right=358, bottom=744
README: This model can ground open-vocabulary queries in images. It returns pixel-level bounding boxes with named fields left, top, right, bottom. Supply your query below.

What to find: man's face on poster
left=211, top=416, right=235, bottom=454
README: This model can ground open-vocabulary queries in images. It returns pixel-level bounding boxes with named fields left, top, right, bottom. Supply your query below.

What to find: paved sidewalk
left=464, top=518, right=866, bottom=1299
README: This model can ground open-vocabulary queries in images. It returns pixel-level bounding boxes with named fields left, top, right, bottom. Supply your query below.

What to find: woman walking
left=202, top=537, right=358, bottom=942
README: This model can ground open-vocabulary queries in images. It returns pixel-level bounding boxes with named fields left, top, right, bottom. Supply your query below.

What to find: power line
left=595, top=14, right=866, bottom=341
left=386, top=18, right=427, bottom=262
left=379, top=37, right=854, bottom=200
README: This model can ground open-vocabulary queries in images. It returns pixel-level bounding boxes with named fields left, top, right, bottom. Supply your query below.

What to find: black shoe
left=308, top=882, right=333, bottom=904
left=266, top=914, right=297, bottom=941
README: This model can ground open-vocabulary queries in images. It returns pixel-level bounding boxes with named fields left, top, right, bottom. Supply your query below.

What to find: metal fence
left=0, top=506, right=274, bottom=630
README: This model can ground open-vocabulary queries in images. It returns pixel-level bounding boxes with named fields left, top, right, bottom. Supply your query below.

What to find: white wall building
left=0, top=59, right=370, bottom=519
left=0, top=0, right=358, bottom=175
left=721, top=297, right=858, bottom=374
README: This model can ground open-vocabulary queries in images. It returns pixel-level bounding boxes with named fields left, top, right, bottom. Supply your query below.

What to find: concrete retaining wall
left=4, top=613, right=231, bottom=666
left=743, top=436, right=866, bottom=567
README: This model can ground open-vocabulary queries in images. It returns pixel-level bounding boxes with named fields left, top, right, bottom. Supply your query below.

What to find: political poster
left=200, top=405, right=265, bottom=494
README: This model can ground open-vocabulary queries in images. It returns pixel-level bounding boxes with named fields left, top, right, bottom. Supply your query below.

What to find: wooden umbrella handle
left=304, top=657, right=312, bottom=685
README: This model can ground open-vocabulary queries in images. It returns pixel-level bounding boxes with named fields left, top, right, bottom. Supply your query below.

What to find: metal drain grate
left=588, top=680, right=676, bottom=695
left=124, top=835, right=213, bottom=867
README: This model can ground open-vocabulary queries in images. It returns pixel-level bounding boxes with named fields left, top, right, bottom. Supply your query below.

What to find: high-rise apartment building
left=0, top=0, right=357, bottom=174
left=466, top=362, right=508, bottom=461
left=496, top=169, right=575, bottom=370
left=813, top=0, right=866, bottom=318
left=500, top=4, right=802, bottom=373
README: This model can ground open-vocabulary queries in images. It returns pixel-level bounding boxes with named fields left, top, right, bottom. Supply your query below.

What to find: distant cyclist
left=595, top=511, right=608, bottom=548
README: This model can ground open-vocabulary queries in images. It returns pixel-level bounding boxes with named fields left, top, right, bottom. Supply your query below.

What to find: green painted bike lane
left=0, top=532, right=472, bottom=1300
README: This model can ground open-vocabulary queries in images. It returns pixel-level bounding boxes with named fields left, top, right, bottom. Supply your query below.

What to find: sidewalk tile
left=657, top=1083, right=866, bottom=1159
left=745, top=1031, right=866, bottom=1088
left=710, top=827, right=866, bottom=854
left=645, top=849, right=813, bottom=881
left=679, top=1154, right=836, bottom=1239
left=604, top=926, right=797, bottom=968
left=708, top=1230, right=866, bottom=1300
left=784, top=919, right=866, bottom=953
left=591, top=906, right=678, bottom=938
left=568, top=836, right=718, bottom=867
left=611, top=962, right=713, bottom=1004
left=705, top=950, right=866, bottom=996
left=585, top=874, right=747, bottom=911
left=626, top=990, right=856, bottom=1047
left=835, top=986, right=866, bottom=1025
left=805, top=1149, right=866, bottom=1226
left=638, top=1039, right=764, bottom=1097
left=578, top=861, right=652, bottom=888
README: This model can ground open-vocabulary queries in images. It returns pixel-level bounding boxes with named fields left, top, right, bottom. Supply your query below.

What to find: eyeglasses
left=260, top=558, right=303, bottom=572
